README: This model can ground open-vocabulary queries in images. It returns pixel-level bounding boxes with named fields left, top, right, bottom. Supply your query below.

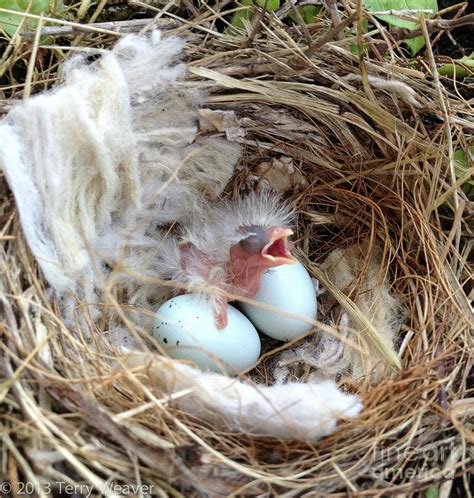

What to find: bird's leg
left=179, top=241, right=231, bottom=329
left=214, top=295, right=229, bottom=330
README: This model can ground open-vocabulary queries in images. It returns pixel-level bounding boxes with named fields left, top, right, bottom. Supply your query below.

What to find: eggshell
left=153, top=293, right=261, bottom=375
left=240, top=261, right=317, bottom=341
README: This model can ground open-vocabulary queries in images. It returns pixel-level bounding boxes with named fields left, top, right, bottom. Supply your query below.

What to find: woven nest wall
left=1, top=3, right=473, bottom=497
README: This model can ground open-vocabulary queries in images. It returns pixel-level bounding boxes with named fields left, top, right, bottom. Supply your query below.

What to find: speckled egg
left=153, top=293, right=261, bottom=375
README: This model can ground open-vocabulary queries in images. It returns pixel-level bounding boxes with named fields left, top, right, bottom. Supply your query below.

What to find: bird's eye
left=239, top=226, right=269, bottom=254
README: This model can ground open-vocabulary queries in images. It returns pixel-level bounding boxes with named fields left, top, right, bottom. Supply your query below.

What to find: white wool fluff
left=125, top=352, right=362, bottom=442
left=274, top=243, right=403, bottom=383
left=0, top=32, right=240, bottom=323
left=343, top=74, right=421, bottom=107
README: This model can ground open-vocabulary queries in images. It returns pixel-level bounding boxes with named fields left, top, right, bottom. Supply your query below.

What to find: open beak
left=261, top=227, right=296, bottom=265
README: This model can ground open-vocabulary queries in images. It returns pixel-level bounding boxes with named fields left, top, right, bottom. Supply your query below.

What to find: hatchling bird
left=155, top=192, right=296, bottom=328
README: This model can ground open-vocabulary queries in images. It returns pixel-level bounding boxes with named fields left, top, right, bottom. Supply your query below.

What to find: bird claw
left=214, top=299, right=229, bottom=330
left=215, top=313, right=228, bottom=330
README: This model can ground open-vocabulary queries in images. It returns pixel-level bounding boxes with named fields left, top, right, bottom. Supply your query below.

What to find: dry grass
left=0, top=1, right=473, bottom=496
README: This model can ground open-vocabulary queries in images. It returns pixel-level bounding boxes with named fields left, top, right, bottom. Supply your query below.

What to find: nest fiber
left=0, top=6, right=472, bottom=496
left=0, top=32, right=362, bottom=445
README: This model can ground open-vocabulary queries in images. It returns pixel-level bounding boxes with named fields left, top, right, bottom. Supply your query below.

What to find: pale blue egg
left=153, top=293, right=261, bottom=375
left=240, top=261, right=317, bottom=341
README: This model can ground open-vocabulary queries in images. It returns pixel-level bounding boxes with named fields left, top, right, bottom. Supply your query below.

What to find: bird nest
left=0, top=4, right=473, bottom=497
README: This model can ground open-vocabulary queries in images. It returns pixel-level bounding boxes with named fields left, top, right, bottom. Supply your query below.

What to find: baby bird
left=157, top=192, right=296, bottom=328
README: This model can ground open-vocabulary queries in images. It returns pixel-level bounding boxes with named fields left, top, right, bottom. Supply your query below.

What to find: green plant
left=287, top=4, right=321, bottom=24
left=230, top=0, right=280, bottom=30
left=454, top=146, right=474, bottom=199
left=438, top=53, right=474, bottom=78
left=0, top=0, right=64, bottom=38
left=364, top=0, right=438, bottom=55
left=229, top=0, right=321, bottom=32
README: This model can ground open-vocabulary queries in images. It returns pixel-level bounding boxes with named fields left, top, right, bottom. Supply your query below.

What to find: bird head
left=228, top=224, right=296, bottom=298
left=176, top=192, right=295, bottom=328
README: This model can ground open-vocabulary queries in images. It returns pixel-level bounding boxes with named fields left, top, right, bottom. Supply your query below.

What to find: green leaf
left=454, top=146, right=474, bottom=168
left=364, top=0, right=438, bottom=55
left=454, top=146, right=474, bottom=175
left=0, top=0, right=65, bottom=38
left=404, top=35, right=426, bottom=55
left=424, top=485, right=439, bottom=498
left=288, top=5, right=321, bottom=23
left=364, top=0, right=437, bottom=30
left=438, top=52, right=474, bottom=78
left=17, top=0, right=50, bottom=11
left=300, top=5, right=320, bottom=23
left=230, top=0, right=253, bottom=30
left=256, top=0, right=280, bottom=10
left=454, top=146, right=474, bottom=198
left=0, top=0, right=24, bottom=37
left=229, top=0, right=280, bottom=32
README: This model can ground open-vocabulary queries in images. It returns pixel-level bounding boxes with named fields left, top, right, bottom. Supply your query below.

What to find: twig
left=386, top=13, right=474, bottom=47
left=72, top=0, right=108, bottom=45
left=420, top=17, right=461, bottom=256
left=288, top=0, right=314, bottom=50
left=276, top=0, right=323, bottom=19
left=0, top=7, right=128, bottom=36
left=23, top=14, right=44, bottom=101
left=355, top=0, right=377, bottom=104
left=181, top=0, right=200, bottom=17
left=240, top=0, right=270, bottom=49
left=326, top=0, right=344, bottom=40
left=19, top=18, right=179, bottom=38
left=139, top=1, right=180, bottom=36
left=431, top=2, right=467, bottom=48
left=369, top=9, right=433, bottom=17
left=305, top=13, right=356, bottom=56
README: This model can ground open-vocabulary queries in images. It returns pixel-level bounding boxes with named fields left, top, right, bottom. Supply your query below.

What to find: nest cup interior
left=0, top=8, right=472, bottom=497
